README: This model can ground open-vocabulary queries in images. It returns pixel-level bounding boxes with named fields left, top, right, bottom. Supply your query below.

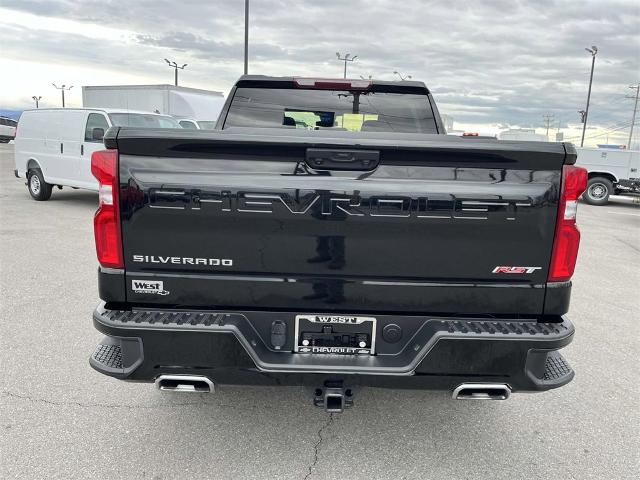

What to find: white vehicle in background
left=82, top=84, right=224, bottom=127
left=498, top=129, right=547, bottom=142
left=196, top=120, right=217, bottom=130
left=576, top=147, right=640, bottom=205
left=177, top=118, right=200, bottom=129
left=0, top=116, right=18, bottom=143
left=14, top=108, right=181, bottom=201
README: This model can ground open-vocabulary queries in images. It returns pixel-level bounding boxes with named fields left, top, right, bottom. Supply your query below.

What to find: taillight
left=548, top=165, right=588, bottom=282
left=91, top=149, right=123, bottom=268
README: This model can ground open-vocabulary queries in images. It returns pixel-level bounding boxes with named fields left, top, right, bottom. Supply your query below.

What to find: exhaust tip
left=452, top=383, right=511, bottom=400
left=155, top=375, right=214, bottom=393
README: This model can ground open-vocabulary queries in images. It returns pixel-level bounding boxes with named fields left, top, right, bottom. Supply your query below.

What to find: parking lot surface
left=1, top=143, right=639, bottom=480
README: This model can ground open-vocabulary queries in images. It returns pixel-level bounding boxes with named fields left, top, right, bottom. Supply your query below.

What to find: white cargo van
left=14, top=108, right=181, bottom=200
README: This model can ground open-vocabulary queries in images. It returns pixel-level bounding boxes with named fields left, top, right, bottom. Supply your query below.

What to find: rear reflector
left=91, top=149, right=123, bottom=269
left=548, top=165, right=588, bottom=282
left=293, top=77, right=372, bottom=90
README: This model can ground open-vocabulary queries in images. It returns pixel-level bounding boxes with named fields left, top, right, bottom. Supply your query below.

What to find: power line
left=564, top=124, right=632, bottom=141
left=563, top=119, right=633, bottom=138
left=566, top=115, right=638, bottom=138
left=564, top=120, right=637, bottom=142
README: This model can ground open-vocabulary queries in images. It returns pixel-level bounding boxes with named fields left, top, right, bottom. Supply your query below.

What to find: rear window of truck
left=224, top=87, right=438, bottom=134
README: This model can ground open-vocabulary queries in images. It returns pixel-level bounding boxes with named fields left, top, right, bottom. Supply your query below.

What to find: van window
left=109, top=113, right=181, bottom=129
left=85, top=113, right=110, bottom=142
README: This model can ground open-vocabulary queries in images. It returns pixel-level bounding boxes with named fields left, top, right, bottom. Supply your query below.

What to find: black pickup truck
left=90, top=76, right=587, bottom=411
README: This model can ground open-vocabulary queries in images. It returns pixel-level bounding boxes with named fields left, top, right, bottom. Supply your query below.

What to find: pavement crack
left=303, top=413, right=334, bottom=480
left=1, top=390, right=208, bottom=410
left=614, top=235, right=640, bottom=253
left=2, top=390, right=287, bottom=411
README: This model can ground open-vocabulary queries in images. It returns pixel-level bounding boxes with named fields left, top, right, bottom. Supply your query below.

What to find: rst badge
left=492, top=266, right=542, bottom=274
left=131, top=280, right=170, bottom=295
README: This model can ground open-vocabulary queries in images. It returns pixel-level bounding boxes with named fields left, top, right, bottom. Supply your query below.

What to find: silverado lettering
left=132, top=255, right=233, bottom=266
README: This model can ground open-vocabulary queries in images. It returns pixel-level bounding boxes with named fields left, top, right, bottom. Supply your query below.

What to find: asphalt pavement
left=1, top=143, right=638, bottom=480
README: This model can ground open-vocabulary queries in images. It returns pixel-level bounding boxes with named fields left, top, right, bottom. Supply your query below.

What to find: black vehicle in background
left=89, top=76, right=587, bottom=411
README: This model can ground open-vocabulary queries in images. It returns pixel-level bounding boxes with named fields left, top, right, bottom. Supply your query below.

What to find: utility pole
left=32, top=96, right=42, bottom=108
left=336, top=52, right=358, bottom=78
left=393, top=71, right=412, bottom=81
left=164, top=59, right=187, bottom=86
left=542, top=113, right=555, bottom=139
left=581, top=46, right=598, bottom=147
left=51, top=84, right=73, bottom=107
left=627, top=84, right=639, bottom=149
left=555, top=116, right=563, bottom=141
left=244, top=0, right=249, bottom=75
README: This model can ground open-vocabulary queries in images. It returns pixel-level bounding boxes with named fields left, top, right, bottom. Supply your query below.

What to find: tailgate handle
left=305, top=148, right=380, bottom=171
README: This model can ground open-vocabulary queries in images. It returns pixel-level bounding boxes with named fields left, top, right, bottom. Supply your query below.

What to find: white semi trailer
left=576, top=147, right=640, bottom=205
left=82, top=85, right=225, bottom=128
left=498, top=129, right=547, bottom=142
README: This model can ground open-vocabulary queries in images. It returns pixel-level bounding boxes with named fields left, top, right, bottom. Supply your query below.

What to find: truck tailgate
left=113, top=129, right=569, bottom=315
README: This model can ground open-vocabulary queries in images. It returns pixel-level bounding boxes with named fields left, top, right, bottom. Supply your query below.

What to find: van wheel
left=583, top=177, right=613, bottom=206
left=27, top=168, right=53, bottom=201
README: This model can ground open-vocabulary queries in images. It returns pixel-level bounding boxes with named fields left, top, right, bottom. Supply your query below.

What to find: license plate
left=294, top=315, right=377, bottom=355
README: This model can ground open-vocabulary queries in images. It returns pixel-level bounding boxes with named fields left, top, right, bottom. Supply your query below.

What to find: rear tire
left=583, top=177, right=613, bottom=206
left=27, top=168, right=53, bottom=201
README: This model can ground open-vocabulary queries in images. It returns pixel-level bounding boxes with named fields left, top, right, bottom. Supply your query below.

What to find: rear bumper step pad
left=91, top=303, right=574, bottom=392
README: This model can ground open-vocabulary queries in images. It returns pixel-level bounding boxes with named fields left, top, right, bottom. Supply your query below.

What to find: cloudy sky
left=1, top=0, right=638, bottom=145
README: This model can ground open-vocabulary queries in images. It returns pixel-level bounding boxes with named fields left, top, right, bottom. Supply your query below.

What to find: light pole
left=580, top=46, right=598, bottom=147
left=244, top=0, right=249, bottom=75
left=393, top=71, right=412, bottom=81
left=164, top=59, right=188, bottom=86
left=627, top=84, right=639, bottom=149
left=336, top=52, right=358, bottom=79
left=32, top=96, right=42, bottom=108
left=52, top=84, right=73, bottom=107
